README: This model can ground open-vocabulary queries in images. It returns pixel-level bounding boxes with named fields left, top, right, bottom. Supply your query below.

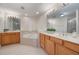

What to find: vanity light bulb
left=61, top=14, right=64, bottom=16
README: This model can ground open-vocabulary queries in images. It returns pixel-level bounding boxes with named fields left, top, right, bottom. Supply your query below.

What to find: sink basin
left=72, top=36, right=79, bottom=39
left=54, top=33, right=72, bottom=39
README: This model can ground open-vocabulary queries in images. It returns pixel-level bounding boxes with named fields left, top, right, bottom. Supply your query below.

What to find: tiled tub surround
left=40, top=32, right=79, bottom=55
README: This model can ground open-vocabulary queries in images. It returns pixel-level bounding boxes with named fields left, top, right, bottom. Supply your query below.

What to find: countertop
left=40, top=32, right=79, bottom=44
left=0, top=30, right=20, bottom=33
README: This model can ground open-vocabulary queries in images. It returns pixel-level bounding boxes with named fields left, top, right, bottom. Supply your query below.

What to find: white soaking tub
left=21, top=31, right=39, bottom=47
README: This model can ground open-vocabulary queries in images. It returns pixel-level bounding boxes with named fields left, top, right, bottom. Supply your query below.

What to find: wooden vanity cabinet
left=40, top=33, right=79, bottom=55
left=1, top=32, right=20, bottom=46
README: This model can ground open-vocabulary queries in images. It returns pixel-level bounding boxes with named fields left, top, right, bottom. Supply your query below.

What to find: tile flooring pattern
left=0, top=44, right=46, bottom=55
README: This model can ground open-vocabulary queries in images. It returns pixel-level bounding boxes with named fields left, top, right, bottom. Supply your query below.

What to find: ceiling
left=47, top=3, right=79, bottom=18
left=58, top=3, right=79, bottom=17
left=0, top=3, right=77, bottom=18
left=0, top=3, right=62, bottom=18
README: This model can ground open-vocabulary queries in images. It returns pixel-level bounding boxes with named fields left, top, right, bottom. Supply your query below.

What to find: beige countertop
left=40, top=32, right=79, bottom=44
left=0, top=30, right=20, bottom=33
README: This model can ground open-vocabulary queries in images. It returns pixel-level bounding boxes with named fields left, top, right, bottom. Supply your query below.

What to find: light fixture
left=60, top=14, right=64, bottom=17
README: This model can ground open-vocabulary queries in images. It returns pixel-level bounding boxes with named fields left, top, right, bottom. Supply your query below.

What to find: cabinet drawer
left=64, top=41, right=79, bottom=53
left=54, top=37, right=63, bottom=45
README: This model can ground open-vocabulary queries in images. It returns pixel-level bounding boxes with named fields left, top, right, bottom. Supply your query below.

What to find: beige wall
left=37, top=13, right=47, bottom=32
left=21, top=17, right=38, bottom=31
left=21, top=12, right=48, bottom=32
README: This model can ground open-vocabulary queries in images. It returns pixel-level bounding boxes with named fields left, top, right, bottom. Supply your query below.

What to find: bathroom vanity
left=0, top=15, right=21, bottom=46
left=40, top=32, right=79, bottom=55
left=0, top=32, right=20, bottom=46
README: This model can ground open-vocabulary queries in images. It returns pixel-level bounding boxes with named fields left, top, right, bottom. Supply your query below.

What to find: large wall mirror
left=67, top=12, right=76, bottom=33
left=47, top=12, right=76, bottom=33
left=46, top=3, right=79, bottom=33
left=4, top=16, right=20, bottom=32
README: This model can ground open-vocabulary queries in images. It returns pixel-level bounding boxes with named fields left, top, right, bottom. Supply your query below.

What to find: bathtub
left=22, top=33, right=38, bottom=39
left=20, top=31, right=39, bottom=47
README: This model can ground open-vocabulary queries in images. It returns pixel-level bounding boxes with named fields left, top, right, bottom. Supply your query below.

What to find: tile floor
left=0, top=44, right=47, bottom=55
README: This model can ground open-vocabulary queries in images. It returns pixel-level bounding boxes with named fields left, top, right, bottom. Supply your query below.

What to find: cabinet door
left=40, top=33, right=45, bottom=49
left=64, top=41, right=79, bottom=53
left=0, top=33, right=1, bottom=45
left=15, top=32, right=20, bottom=43
left=56, top=44, right=79, bottom=55
left=9, top=32, right=20, bottom=43
left=45, top=35, right=55, bottom=55
left=10, top=33, right=16, bottom=43
left=2, top=34, right=11, bottom=45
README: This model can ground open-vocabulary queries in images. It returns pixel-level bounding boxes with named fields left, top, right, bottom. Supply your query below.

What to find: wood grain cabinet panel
left=15, top=32, right=20, bottom=43
left=56, top=44, right=79, bottom=55
left=54, top=37, right=63, bottom=45
left=1, top=32, right=20, bottom=46
left=40, top=33, right=45, bottom=49
left=0, top=33, right=2, bottom=45
left=45, top=36, right=55, bottom=55
left=10, top=34, right=16, bottom=43
left=64, top=41, right=79, bottom=53
left=2, top=34, right=12, bottom=45
left=11, top=32, right=20, bottom=43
